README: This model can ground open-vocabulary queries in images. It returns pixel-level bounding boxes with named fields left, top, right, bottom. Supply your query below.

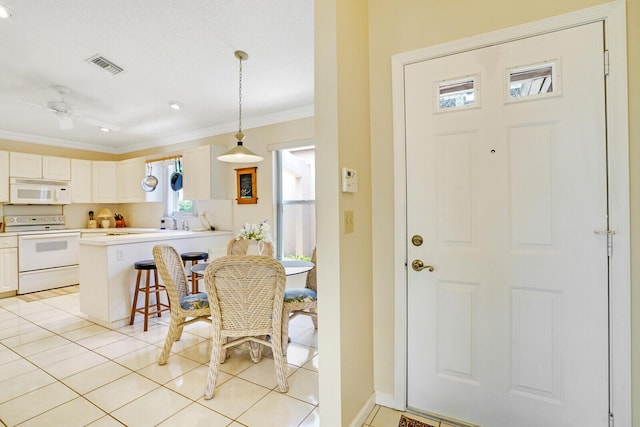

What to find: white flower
left=236, top=220, right=272, bottom=242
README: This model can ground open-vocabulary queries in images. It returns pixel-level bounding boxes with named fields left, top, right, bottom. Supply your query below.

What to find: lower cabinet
left=0, top=245, right=18, bottom=295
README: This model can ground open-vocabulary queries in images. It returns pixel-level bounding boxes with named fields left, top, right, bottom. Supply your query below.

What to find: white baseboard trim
left=349, top=393, right=376, bottom=427
left=375, top=391, right=403, bottom=411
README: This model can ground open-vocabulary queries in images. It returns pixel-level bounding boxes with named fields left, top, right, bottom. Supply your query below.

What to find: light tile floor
left=0, top=287, right=320, bottom=427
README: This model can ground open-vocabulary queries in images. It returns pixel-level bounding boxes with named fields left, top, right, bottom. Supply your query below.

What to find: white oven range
left=3, top=215, right=80, bottom=294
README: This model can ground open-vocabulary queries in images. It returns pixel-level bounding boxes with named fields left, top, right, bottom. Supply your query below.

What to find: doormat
left=17, top=285, right=79, bottom=302
left=398, top=415, right=437, bottom=427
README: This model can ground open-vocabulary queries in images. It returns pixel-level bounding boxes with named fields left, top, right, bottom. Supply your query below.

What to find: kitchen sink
left=105, top=231, right=143, bottom=236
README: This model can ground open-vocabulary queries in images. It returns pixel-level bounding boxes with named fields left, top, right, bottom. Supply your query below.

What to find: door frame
left=391, top=0, right=630, bottom=424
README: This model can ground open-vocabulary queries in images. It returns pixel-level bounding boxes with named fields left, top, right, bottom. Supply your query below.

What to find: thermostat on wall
left=342, top=167, right=358, bottom=193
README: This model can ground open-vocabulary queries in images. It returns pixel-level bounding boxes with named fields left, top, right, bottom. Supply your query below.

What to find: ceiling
left=0, top=1, right=314, bottom=154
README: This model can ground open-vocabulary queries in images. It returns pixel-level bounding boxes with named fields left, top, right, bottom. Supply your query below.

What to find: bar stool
left=181, top=251, right=209, bottom=293
left=129, top=259, right=170, bottom=331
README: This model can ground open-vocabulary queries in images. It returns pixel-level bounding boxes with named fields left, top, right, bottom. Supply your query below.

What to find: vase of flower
left=247, top=239, right=265, bottom=255
left=237, top=220, right=272, bottom=256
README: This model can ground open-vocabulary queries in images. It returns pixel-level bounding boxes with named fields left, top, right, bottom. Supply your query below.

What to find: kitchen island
left=78, top=229, right=232, bottom=328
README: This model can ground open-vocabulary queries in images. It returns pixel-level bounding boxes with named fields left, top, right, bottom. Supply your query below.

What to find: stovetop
left=3, top=215, right=66, bottom=232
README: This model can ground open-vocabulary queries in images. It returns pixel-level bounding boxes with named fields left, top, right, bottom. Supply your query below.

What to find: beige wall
left=368, top=0, right=639, bottom=423
left=0, top=138, right=119, bottom=160
left=315, top=0, right=374, bottom=425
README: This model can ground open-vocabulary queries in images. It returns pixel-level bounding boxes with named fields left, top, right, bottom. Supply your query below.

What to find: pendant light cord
left=238, top=54, right=243, bottom=137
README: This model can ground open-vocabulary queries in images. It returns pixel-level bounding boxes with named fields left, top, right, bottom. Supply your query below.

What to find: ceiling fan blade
left=19, top=99, right=66, bottom=116
left=77, top=115, right=120, bottom=131
left=18, top=99, right=48, bottom=110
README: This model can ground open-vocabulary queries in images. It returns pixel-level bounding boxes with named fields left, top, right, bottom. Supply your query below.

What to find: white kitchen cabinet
left=71, top=159, right=93, bottom=203
left=118, top=157, right=146, bottom=203
left=0, top=236, right=18, bottom=295
left=92, top=161, right=119, bottom=203
left=42, top=156, right=71, bottom=180
left=8, top=153, right=71, bottom=180
left=9, top=152, right=42, bottom=178
left=182, top=145, right=228, bottom=200
left=0, top=151, right=8, bottom=203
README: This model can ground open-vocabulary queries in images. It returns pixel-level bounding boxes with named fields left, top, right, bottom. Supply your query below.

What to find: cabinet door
left=0, top=248, right=18, bottom=293
left=209, top=144, right=228, bottom=199
left=9, top=152, right=42, bottom=178
left=182, top=146, right=205, bottom=200
left=118, top=158, right=146, bottom=202
left=43, top=156, right=71, bottom=180
left=71, top=159, right=92, bottom=203
left=92, top=161, right=119, bottom=203
left=183, top=145, right=228, bottom=200
left=0, top=151, right=8, bottom=202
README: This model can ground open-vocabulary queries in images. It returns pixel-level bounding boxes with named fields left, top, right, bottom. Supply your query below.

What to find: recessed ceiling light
left=169, top=101, right=183, bottom=110
left=0, top=4, right=13, bottom=19
left=100, top=127, right=110, bottom=132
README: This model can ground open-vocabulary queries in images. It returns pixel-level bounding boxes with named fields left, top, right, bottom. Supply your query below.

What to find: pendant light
left=217, top=50, right=264, bottom=163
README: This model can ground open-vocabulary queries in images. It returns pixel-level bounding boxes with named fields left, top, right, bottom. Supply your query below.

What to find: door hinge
left=604, top=50, right=610, bottom=77
left=594, top=229, right=615, bottom=256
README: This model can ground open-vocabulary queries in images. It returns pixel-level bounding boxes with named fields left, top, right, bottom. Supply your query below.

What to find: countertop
left=78, top=229, right=232, bottom=246
left=0, top=227, right=199, bottom=236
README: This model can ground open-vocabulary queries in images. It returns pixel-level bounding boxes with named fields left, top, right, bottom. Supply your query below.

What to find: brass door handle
left=411, top=260, right=434, bottom=272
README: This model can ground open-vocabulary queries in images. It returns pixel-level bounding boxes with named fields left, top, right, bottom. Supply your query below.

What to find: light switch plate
left=342, top=167, right=358, bottom=193
left=344, top=210, right=354, bottom=233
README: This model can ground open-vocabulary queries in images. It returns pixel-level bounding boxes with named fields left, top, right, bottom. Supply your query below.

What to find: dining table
left=190, top=258, right=314, bottom=277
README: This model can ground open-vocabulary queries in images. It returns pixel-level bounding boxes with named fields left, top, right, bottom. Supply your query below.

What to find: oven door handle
left=19, top=233, right=80, bottom=240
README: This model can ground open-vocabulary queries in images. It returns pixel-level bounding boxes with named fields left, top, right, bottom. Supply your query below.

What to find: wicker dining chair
left=226, top=238, right=274, bottom=256
left=153, top=244, right=211, bottom=365
left=282, top=247, right=317, bottom=355
left=203, top=255, right=289, bottom=399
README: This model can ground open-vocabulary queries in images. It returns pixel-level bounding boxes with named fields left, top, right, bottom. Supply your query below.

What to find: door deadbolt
left=411, top=259, right=434, bottom=272
left=411, top=235, right=423, bottom=246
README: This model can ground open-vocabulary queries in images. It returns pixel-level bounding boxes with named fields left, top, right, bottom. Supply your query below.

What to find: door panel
left=405, top=22, right=608, bottom=426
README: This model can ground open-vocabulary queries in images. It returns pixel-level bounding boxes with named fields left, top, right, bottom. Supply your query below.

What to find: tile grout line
left=1, top=290, right=320, bottom=426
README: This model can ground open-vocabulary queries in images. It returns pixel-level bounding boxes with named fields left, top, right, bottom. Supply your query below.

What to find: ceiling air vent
left=85, top=54, right=124, bottom=75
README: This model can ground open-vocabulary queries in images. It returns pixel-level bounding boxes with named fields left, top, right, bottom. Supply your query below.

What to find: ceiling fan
left=19, top=85, right=120, bottom=131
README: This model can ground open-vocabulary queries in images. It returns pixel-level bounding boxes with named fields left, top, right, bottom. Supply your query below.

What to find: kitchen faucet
left=161, top=216, right=178, bottom=230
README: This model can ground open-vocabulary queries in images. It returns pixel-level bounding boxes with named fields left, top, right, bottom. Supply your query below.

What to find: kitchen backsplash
left=2, top=199, right=232, bottom=231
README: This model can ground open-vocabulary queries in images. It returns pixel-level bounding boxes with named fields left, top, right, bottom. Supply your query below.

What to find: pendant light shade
left=217, top=50, right=263, bottom=163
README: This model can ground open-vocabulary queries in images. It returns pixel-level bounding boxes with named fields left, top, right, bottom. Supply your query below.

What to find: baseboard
left=0, top=290, right=17, bottom=299
left=376, top=391, right=403, bottom=410
left=349, top=393, right=376, bottom=427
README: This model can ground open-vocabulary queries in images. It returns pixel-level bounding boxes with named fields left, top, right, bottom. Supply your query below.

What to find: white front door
left=405, top=22, right=608, bottom=426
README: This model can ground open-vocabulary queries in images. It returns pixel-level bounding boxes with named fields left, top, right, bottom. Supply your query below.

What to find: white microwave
left=9, top=178, right=72, bottom=205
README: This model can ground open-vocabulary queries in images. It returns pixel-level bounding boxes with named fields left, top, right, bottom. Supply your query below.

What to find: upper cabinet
left=72, top=157, right=160, bottom=204
left=92, top=161, right=119, bottom=203
left=9, top=153, right=70, bottom=180
left=42, top=156, right=71, bottom=180
left=70, top=159, right=92, bottom=203
left=9, top=152, right=42, bottom=178
left=182, top=145, right=228, bottom=200
left=0, top=151, right=8, bottom=203
left=118, top=158, right=146, bottom=203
